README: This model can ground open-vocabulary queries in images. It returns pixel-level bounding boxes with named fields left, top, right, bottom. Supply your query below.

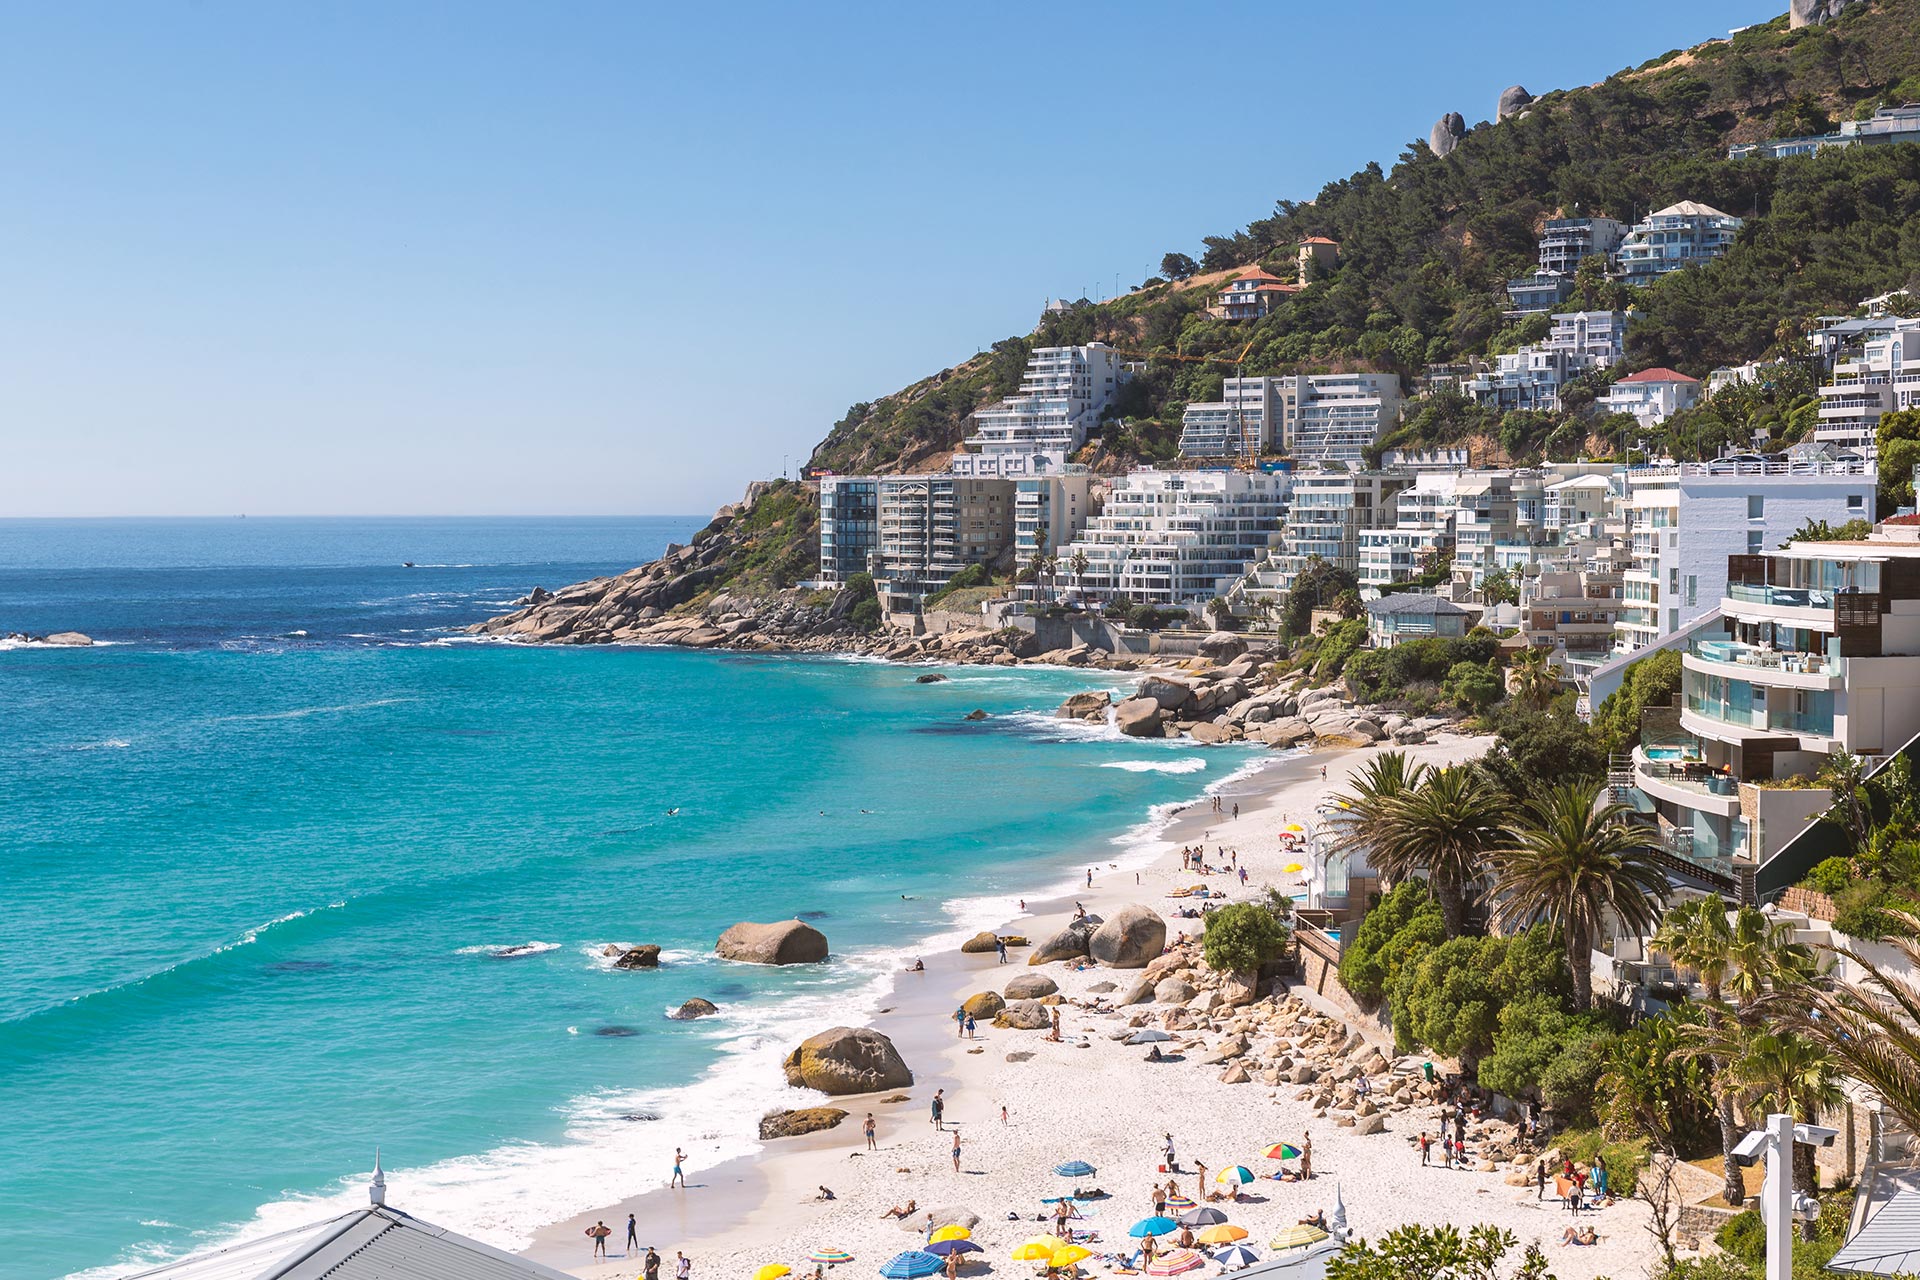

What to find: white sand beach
left=530, top=733, right=1659, bottom=1280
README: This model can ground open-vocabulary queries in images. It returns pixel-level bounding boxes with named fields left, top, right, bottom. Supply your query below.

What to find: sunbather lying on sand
left=1561, top=1227, right=1598, bottom=1247
left=881, top=1200, right=917, bottom=1219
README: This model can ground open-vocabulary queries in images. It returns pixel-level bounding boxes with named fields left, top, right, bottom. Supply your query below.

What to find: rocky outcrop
left=1030, top=917, right=1100, bottom=964
left=667, top=998, right=719, bottom=1020
left=1430, top=112, right=1466, bottom=157
left=1089, top=906, right=1167, bottom=969
left=1057, top=690, right=1112, bottom=721
left=1792, top=0, right=1861, bottom=25
left=1004, top=972, right=1058, bottom=1000
left=717, top=920, right=829, bottom=965
left=782, top=1027, right=913, bottom=1095
left=43, top=632, right=94, bottom=646
left=995, top=1000, right=1052, bottom=1030
left=759, top=1106, right=848, bottom=1139
left=1114, top=697, right=1164, bottom=738
left=961, top=931, right=999, bottom=954
left=1496, top=85, right=1533, bottom=122
left=962, top=991, right=1006, bottom=1020
left=611, top=944, right=662, bottom=969
left=915, top=673, right=948, bottom=684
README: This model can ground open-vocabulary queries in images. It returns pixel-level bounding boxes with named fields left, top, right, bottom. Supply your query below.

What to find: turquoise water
left=0, top=519, right=1252, bottom=1280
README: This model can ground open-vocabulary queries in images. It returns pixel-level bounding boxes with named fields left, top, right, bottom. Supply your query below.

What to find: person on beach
left=676, top=1252, right=691, bottom=1280
left=1238, top=867, right=1248, bottom=887
left=625, top=1213, right=638, bottom=1254
left=996, top=937, right=1008, bottom=964
left=587, top=1222, right=610, bottom=1257
left=881, top=1199, right=918, bottom=1219
left=1047, top=1007, right=1062, bottom=1042
left=1232, top=802, right=1239, bottom=820
left=1442, top=1134, right=1454, bottom=1169
left=1320, top=765, right=1327, bottom=779
left=1418, top=1132, right=1431, bottom=1166
left=865, top=1113, right=877, bottom=1150
left=964, top=1012, right=976, bottom=1040
left=1301, top=1133, right=1313, bottom=1180
left=1164, top=1133, right=1178, bottom=1173
left=645, top=1247, right=661, bottom=1280
left=1537, top=1160, right=1548, bottom=1200
left=944, top=1251, right=961, bottom=1280
left=1153, top=1184, right=1167, bottom=1216
left=952, top=1130, right=962, bottom=1172
left=923, top=1213, right=936, bottom=1243
left=931, top=1089, right=945, bottom=1129
left=953, top=1005, right=966, bottom=1038
left=1001, top=1104, right=1009, bottom=1126
left=1087, top=868, right=1093, bottom=887
left=1194, top=1159, right=1207, bottom=1202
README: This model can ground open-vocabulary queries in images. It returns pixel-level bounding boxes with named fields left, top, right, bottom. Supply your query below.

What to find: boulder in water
left=667, top=998, right=719, bottom=1020
left=1114, top=697, right=1163, bottom=738
left=44, top=632, right=93, bottom=646
left=612, top=944, right=662, bottom=969
left=717, top=920, right=829, bottom=965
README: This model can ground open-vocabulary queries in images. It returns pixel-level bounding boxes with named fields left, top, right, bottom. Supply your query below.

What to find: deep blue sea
left=0, top=518, right=1252, bottom=1280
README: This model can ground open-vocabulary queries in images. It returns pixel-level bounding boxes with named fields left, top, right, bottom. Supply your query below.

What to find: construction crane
left=1107, top=340, right=1267, bottom=468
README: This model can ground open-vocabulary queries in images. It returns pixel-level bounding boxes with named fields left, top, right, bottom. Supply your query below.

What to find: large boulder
left=1792, top=0, right=1861, bottom=24
left=667, top=998, right=719, bottom=1020
left=1136, top=676, right=1194, bottom=711
left=1089, top=905, right=1168, bottom=969
left=1057, top=690, right=1112, bottom=721
left=44, top=631, right=94, bottom=646
left=717, top=920, right=829, bottom=965
left=759, top=1106, right=848, bottom=1139
left=1004, top=972, right=1059, bottom=1000
left=1030, top=918, right=1099, bottom=964
left=1496, top=85, right=1533, bottom=122
left=960, top=931, right=1001, bottom=954
left=996, top=1000, right=1052, bottom=1030
left=612, top=944, right=662, bottom=969
left=782, top=1027, right=913, bottom=1095
left=1197, top=632, right=1247, bottom=660
left=962, top=991, right=1006, bottom=1020
left=1155, top=976, right=1197, bottom=1004
left=1429, top=111, right=1466, bottom=157
left=1114, top=697, right=1164, bottom=738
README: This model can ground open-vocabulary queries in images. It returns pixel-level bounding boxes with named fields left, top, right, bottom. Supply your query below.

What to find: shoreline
left=521, top=726, right=1652, bottom=1280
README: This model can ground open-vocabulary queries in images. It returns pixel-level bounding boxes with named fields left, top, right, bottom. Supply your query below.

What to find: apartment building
left=1598, top=367, right=1704, bottom=428
left=1278, top=373, right=1405, bottom=464
left=1538, top=215, right=1628, bottom=275
left=1505, top=269, right=1576, bottom=314
left=1214, top=268, right=1300, bottom=321
left=871, top=475, right=1016, bottom=604
left=964, top=344, right=1127, bottom=462
left=1057, top=469, right=1288, bottom=607
left=1519, top=542, right=1628, bottom=681
left=1543, top=471, right=1617, bottom=541
left=1815, top=318, right=1920, bottom=451
left=1451, top=471, right=1547, bottom=592
left=1613, top=202, right=1743, bottom=287
left=1356, top=472, right=1461, bottom=590
left=1727, top=103, right=1920, bottom=160
left=816, top=475, right=880, bottom=586
left=1466, top=311, right=1625, bottom=412
left=1178, top=377, right=1284, bottom=458
left=1614, top=460, right=1876, bottom=656
left=1248, top=468, right=1412, bottom=599
left=1612, top=516, right=1920, bottom=887
left=1013, top=471, right=1093, bottom=561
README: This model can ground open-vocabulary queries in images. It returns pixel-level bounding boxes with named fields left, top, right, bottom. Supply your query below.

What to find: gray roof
left=1366, top=593, right=1473, bottom=618
left=121, top=1206, right=581, bottom=1280
left=1833, top=1188, right=1920, bottom=1275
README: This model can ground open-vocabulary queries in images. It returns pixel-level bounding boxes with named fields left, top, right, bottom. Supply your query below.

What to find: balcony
left=1688, top=637, right=1841, bottom=683
left=1630, top=745, right=1743, bottom=817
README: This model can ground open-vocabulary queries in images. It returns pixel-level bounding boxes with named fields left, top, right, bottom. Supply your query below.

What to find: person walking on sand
left=587, top=1222, right=610, bottom=1258
left=996, top=937, right=1007, bottom=964
left=1231, top=802, right=1239, bottom=821
left=1087, top=868, right=1093, bottom=888
left=1441, top=1134, right=1454, bottom=1170
left=953, top=1005, right=966, bottom=1038
left=1320, top=765, right=1327, bottom=780
left=676, top=1252, right=691, bottom=1280
left=671, top=1148, right=687, bottom=1188
left=1047, top=1007, right=1062, bottom=1042
left=625, top=1213, right=638, bottom=1254
left=1418, top=1132, right=1431, bottom=1166
left=964, top=1012, right=976, bottom=1040
left=645, top=1248, right=661, bottom=1280
left=1001, top=1104, right=1008, bottom=1126
left=1301, top=1133, right=1312, bottom=1180
left=951, top=1130, right=962, bottom=1172
left=1536, top=1160, right=1547, bottom=1200
left=931, top=1089, right=945, bottom=1130
left=864, top=1112, right=877, bottom=1150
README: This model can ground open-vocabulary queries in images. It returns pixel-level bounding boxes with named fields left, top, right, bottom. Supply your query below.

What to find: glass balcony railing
left=1726, top=583, right=1835, bottom=609
left=1690, top=638, right=1838, bottom=677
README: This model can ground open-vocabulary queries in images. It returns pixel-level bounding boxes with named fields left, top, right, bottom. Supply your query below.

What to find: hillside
left=809, top=0, right=1920, bottom=476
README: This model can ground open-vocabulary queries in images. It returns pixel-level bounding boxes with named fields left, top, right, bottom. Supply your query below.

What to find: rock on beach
left=716, top=920, right=829, bottom=965
left=782, top=1027, right=913, bottom=1095
left=1088, top=905, right=1166, bottom=968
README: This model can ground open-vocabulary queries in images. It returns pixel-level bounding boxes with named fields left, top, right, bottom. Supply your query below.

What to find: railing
left=1690, top=638, right=1839, bottom=677
left=1727, top=582, right=1835, bottom=609
left=1627, top=457, right=1874, bottom=477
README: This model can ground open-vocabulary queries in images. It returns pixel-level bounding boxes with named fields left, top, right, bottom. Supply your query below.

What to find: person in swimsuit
left=587, top=1222, right=610, bottom=1257
left=625, top=1213, right=638, bottom=1254
left=671, top=1148, right=686, bottom=1188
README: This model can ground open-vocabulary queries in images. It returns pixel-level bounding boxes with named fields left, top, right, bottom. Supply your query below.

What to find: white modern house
left=1599, top=367, right=1704, bottom=428
left=1214, top=268, right=1301, bottom=321
left=1816, top=319, right=1920, bottom=452
left=1178, top=376, right=1284, bottom=458
left=1613, top=201, right=1744, bottom=287
left=1450, top=471, right=1547, bottom=592
left=1356, top=471, right=1462, bottom=590
left=1466, top=311, right=1625, bottom=413
left=1278, top=374, right=1405, bottom=464
left=1614, top=459, right=1877, bottom=656
left=964, top=344, right=1128, bottom=463
left=1057, top=468, right=1288, bottom=607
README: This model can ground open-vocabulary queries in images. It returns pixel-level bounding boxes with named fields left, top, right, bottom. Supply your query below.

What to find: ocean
left=0, top=518, right=1256, bottom=1280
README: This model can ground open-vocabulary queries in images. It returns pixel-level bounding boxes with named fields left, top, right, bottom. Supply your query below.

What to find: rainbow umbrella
left=1215, top=1166, right=1255, bottom=1186
left=1263, top=1143, right=1304, bottom=1161
left=1143, top=1249, right=1204, bottom=1276
left=809, top=1251, right=856, bottom=1267
left=1163, top=1194, right=1196, bottom=1211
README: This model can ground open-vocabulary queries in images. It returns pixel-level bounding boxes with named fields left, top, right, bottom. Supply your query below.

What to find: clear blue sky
left=0, top=0, right=1774, bottom=518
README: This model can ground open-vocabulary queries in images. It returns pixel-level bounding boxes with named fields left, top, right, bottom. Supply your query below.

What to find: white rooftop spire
left=369, top=1150, right=386, bottom=1206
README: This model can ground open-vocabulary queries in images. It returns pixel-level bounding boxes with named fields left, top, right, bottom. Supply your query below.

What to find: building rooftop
left=1366, top=593, right=1474, bottom=617
left=1231, top=268, right=1289, bottom=284
left=1648, top=200, right=1738, bottom=221
left=1615, top=367, right=1700, bottom=384
left=1300, top=237, right=1339, bottom=246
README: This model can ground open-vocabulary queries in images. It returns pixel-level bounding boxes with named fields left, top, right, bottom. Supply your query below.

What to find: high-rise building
left=1278, top=374, right=1405, bottom=465
left=962, top=344, right=1128, bottom=467
left=816, top=475, right=879, bottom=586
left=1815, top=319, right=1920, bottom=452
left=1057, top=469, right=1288, bottom=606
left=1178, top=377, right=1284, bottom=458
left=871, top=475, right=1015, bottom=605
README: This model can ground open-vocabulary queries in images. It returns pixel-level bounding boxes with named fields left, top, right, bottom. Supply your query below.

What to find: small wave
left=207, top=698, right=415, bottom=724
left=283, top=630, right=309, bottom=638
left=1101, top=757, right=1207, bottom=775
left=456, top=941, right=560, bottom=960
left=71, top=738, right=132, bottom=751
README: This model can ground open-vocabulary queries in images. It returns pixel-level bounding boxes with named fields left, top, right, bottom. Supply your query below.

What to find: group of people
left=1177, top=845, right=1239, bottom=876
left=581, top=1221, right=689, bottom=1280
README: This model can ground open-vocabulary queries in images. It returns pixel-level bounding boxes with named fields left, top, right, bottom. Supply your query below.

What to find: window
left=1848, top=494, right=1864, bottom=509
left=1670, top=567, right=1680, bottom=593
left=1669, top=608, right=1680, bottom=632
left=1747, top=530, right=1765, bottom=554
left=1687, top=575, right=1698, bottom=607
left=1748, top=495, right=1765, bottom=519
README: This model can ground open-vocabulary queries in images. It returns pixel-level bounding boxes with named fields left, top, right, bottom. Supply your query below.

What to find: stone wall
left=1293, top=925, right=1363, bottom=1017
left=1779, top=885, right=1838, bottom=921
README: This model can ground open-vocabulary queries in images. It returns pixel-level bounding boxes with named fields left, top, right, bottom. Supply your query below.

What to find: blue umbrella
left=880, top=1252, right=946, bottom=1280
left=925, top=1241, right=982, bottom=1259
left=1130, top=1217, right=1178, bottom=1238
left=1040, top=1196, right=1081, bottom=1205
left=1053, top=1160, right=1097, bottom=1178
left=1212, top=1245, right=1262, bottom=1271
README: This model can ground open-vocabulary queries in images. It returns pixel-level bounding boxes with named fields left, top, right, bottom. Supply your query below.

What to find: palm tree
left=1732, top=1030, right=1842, bottom=1201
left=1780, top=910, right=1920, bottom=1145
left=1492, top=781, right=1670, bottom=1011
left=1327, top=750, right=1430, bottom=868
left=1652, top=896, right=1734, bottom=1002
left=1369, top=765, right=1510, bottom=938
left=1508, top=647, right=1557, bottom=710
left=1070, top=549, right=1089, bottom=599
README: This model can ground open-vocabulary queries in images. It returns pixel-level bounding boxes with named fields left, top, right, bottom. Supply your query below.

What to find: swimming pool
left=1644, top=746, right=1697, bottom=761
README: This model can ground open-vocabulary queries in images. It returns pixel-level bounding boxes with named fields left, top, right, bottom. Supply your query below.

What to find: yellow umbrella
left=1196, top=1225, right=1247, bottom=1245
left=1011, top=1238, right=1067, bottom=1262
left=1269, top=1225, right=1329, bottom=1250
left=1049, top=1246, right=1092, bottom=1269
left=756, top=1267, right=792, bottom=1280
left=1282, top=863, right=1304, bottom=874
left=1282, top=823, right=1305, bottom=833
left=931, top=1227, right=972, bottom=1244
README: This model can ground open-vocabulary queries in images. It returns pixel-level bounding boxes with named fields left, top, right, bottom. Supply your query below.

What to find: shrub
left=1443, top=659, right=1504, bottom=712
left=1476, top=994, right=1616, bottom=1123
left=1339, top=881, right=1444, bottom=1004
left=844, top=573, right=882, bottom=632
left=1805, top=856, right=1853, bottom=896
left=1202, top=901, right=1292, bottom=974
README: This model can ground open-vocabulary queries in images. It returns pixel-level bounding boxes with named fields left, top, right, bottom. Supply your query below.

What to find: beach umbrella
left=1052, top=1160, right=1096, bottom=1178
left=879, top=1252, right=945, bottom=1280
left=930, top=1227, right=972, bottom=1244
left=808, top=1251, right=856, bottom=1267
left=1268, top=1226, right=1329, bottom=1251
left=1143, top=1249, right=1204, bottom=1276
left=1049, top=1246, right=1092, bottom=1269
left=757, top=1267, right=792, bottom=1280
left=1177, top=1208, right=1227, bottom=1227
left=1215, top=1166, right=1255, bottom=1186
left=1129, top=1217, right=1178, bottom=1238
left=1281, top=823, right=1305, bottom=834
left=1011, top=1238, right=1068, bottom=1262
left=1163, top=1195, right=1197, bottom=1212
left=1126, top=1029, right=1174, bottom=1045
left=925, top=1241, right=982, bottom=1259
left=1196, top=1225, right=1248, bottom=1245
left=1262, top=1143, right=1303, bottom=1161
left=1281, top=863, right=1304, bottom=874
left=1212, top=1245, right=1261, bottom=1271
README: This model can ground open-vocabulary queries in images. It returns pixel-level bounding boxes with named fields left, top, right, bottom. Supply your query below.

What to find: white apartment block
left=1613, top=201, right=1743, bottom=287
left=872, top=475, right=1015, bottom=604
left=1598, top=367, right=1703, bottom=429
left=1520, top=541, right=1628, bottom=682
left=1543, top=471, right=1617, bottom=541
left=1178, top=377, right=1283, bottom=458
left=964, top=344, right=1127, bottom=463
left=1356, top=472, right=1461, bottom=590
left=1013, top=471, right=1093, bottom=560
left=1467, top=311, right=1625, bottom=413
left=1450, top=471, right=1547, bottom=592
left=1279, top=373, right=1404, bottom=464
left=1816, top=319, right=1920, bottom=452
left=1058, top=469, right=1288, bottom=607
left=1614, top=460, right=1876, bottom=656
left=1248, top=469, right=1411, bottom=599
